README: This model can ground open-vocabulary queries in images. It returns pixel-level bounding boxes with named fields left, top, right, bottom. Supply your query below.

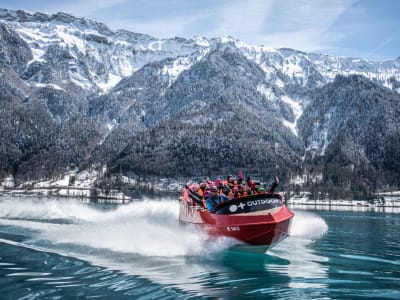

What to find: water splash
left=0, top=198, right=328, bottom=259
left=0, top=197, right=211, bottom=257
left=289, top=210, right=328, bottom=239
left=0, top=198, right=102, bottom=221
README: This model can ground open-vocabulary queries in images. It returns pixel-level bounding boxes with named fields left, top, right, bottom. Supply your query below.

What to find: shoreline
left=1, top=188, right=399, bottom=208
left=286, top=199, right=400, bottom=208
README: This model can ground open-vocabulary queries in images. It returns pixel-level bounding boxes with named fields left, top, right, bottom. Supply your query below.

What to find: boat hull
left=179, top=194, right=294, bottom=249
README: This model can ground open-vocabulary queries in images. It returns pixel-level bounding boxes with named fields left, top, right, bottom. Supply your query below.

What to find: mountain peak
left=0, top=8, right=111, bottom=33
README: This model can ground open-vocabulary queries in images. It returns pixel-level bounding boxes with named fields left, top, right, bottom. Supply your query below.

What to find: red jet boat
left=179, top=184, right=294, bottom=252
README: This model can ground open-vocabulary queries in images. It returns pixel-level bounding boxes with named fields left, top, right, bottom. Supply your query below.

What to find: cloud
left=276, top=0, right=352, bottom=29
left=252, top=29, right=346, bottom=53
left=105, top=0, right=358, bottom=55
left=214, top=0, right=273, bottom=36
left=366, top=36, right=395, bottom=60
left=107, top=10, right=212, bottom=38
left=107, top=17, right=193, bottom=38
left=208, top=0, right=357, bottom=52
left=40, top=0, right=129, bottom=16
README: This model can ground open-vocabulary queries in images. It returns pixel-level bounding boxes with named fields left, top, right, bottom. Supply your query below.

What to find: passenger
left=186, top=184, right=203, bottom=206
left=256, top=186, right=265, bottom=194
left=237, top=184, right=248, bottom=197
left=238, top=171, right=245, bottom=184
left=246, top=176, right=256, bottom=192
left=232, top=187, right=239, bottom=198
left=198, top=182, right=207, bottom=207
left=226, top=175, right=233, bottom=184
left=217, top=180, right=224, bottom=193
left=227, top=183, right=234, bottom=197
left=190, top=184, right=199, bottom=193
left=222, top=184, right=233, bottom=198
left=206, top=185, right=230, bottom=212
left=214, top=177, right=222, bottom=188
left=253, top=181, right=261, bottom=194
left=269, top=176, right=279, bottom=193
left=204, top=186, right=211, bottom=200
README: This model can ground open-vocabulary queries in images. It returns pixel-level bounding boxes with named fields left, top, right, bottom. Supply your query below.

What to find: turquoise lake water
left=0, top=196, right=399, bottom=299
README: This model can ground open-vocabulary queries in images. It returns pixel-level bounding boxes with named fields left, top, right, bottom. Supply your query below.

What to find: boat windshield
left=214, top=193, right=283, bottom=215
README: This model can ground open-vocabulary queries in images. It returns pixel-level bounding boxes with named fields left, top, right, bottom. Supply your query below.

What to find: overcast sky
left=1, top=0, right=399, bottom=61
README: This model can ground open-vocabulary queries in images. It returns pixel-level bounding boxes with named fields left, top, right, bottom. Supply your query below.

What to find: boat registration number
left=227, top=226, right=240, bottom=231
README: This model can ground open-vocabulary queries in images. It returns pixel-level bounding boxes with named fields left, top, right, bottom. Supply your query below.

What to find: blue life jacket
left=206, top=194, right=230, bottom=212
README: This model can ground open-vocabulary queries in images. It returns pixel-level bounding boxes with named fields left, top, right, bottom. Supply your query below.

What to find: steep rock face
left=0, top=23, right=32, bottom=74
left=137, top=45, right=272, bottom=126
left=298, top=75, right=400, bottom=192
left=299, top=75, right=400, bottom=155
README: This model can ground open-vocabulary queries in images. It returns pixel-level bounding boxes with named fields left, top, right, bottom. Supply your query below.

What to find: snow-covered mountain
left=2, top=9, right=399, bottom=90
left=0, top=8, right=399, bottom=197
left=0, top=9, right=211, bottom=93
left=2, top=9, right=399, bottom=131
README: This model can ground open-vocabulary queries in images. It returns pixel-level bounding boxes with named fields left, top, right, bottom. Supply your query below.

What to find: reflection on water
left=269, top=211, right=329, bottom=290
left=272, top=237, right=329, bottom=289
left=1, top=196, right=399, bottom=299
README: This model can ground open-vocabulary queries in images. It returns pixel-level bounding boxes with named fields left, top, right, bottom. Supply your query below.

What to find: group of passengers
left=187, top=175, right=279, bottom=212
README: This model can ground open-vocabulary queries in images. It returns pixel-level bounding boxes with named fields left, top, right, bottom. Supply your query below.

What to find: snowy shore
left=1, top=172, right=399, bottom=210
left=0, top=170, right=132, bottom=202
left=0, top=170, right=181, bottom=202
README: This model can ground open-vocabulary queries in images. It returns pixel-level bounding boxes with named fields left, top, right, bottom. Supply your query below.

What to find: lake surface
left=0, top=196, right=399, bottom=299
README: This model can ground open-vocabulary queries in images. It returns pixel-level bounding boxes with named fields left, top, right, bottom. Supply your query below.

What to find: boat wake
left=0, top=197, right=209, bottom=257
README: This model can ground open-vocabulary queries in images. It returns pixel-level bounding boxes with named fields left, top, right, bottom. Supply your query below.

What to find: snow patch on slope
left=281, top=95, right=303, bottom=136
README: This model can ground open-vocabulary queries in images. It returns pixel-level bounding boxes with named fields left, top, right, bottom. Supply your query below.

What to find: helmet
left=210, top=185, right=218, bottom=192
